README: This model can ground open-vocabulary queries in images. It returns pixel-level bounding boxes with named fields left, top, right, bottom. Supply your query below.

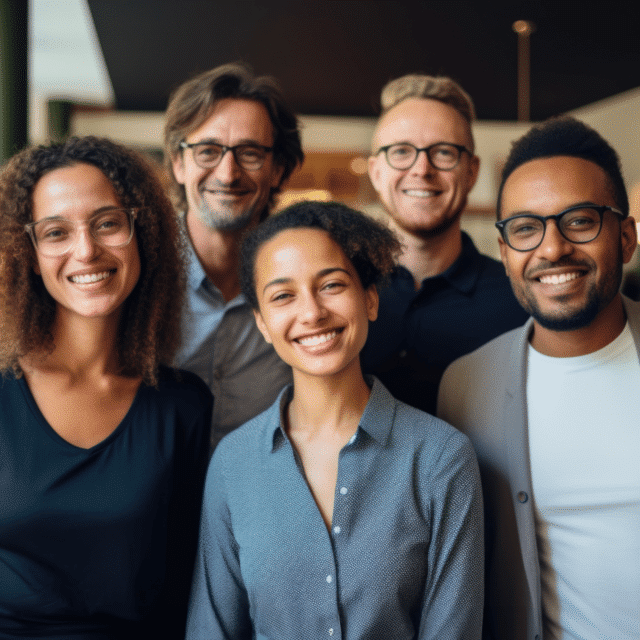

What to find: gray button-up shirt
left=175, top=241, right=292, bottom=449
left=187, top=378, right=484, bottom=639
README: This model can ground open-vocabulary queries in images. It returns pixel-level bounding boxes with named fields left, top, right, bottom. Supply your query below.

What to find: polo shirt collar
left=440, top=232, right=483, bottom=294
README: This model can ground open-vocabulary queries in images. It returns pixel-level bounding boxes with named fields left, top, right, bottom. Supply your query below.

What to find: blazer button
left=517, top=491, right=528, bottom=503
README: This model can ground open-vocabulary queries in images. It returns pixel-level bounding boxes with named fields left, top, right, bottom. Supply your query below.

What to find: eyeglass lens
left=191, top=143, right=268, bottom=170
left=384, top=143, right=462, bottom=170
left=503, top=207, right=602, bottom=251
left=31, top=209, right=134, bottom=256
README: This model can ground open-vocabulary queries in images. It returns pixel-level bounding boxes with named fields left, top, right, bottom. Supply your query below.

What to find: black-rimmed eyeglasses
left=495, top=204, right=626, bottom=252
left=180, top=141, right=273, bottom=171
left=25, top=208, right=138, bottom=257
left=376, top=142, right=471, bottom=171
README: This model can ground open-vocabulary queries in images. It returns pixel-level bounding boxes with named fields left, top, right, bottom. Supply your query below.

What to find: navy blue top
left=187, top=378, right=484, bottom=640
left=0, top=367, right=212, bottom=639
left=361, top=233, right=529, bottom=415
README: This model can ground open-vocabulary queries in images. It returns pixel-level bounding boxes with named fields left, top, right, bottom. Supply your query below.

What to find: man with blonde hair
left=362, top=73, right=526, bottom=414
left=165, top=62, right=304, bottom=448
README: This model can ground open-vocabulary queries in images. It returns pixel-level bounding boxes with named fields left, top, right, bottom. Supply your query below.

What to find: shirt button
left=399, top=349, right=407, bottom=358
left=340, top=487, right=348, bottom=495
left=326, top=575, right=332, bottom=583
left=348, top=434, right=356, bottom=445
left=517, top=491, right=528, bottom=503
left=329, top=629, right=334, bottom=636
left=333, top=525, right=341, bottom=534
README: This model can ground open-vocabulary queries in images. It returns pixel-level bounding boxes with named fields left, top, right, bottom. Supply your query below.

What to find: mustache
left=525, top=257, right=592, bottom=280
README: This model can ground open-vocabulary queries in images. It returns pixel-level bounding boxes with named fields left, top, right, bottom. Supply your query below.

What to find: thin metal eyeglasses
left=375, top=142, right=471, bottom=171
left=495, top=204, right=625, bottom=252
left=25, top=208, right=138, bottom=257
left=180, top=140, right=274, bottom=171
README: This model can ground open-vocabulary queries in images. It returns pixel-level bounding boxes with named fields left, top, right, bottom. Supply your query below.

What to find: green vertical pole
left=0, top=0, right=28, bottom=163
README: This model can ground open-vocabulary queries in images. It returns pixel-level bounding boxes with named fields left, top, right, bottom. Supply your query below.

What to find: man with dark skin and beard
left=361, top=74, right=527, bottom=414
left=438, top=116, right=640, bottom=640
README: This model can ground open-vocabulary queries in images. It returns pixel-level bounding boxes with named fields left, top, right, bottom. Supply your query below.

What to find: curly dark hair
left=497, top=115, right=629, bottom=219
left=164, top=61, right=304, bottom=216
left=240, top=200, right=401, bottom=310
left=0, top=136, right=186, bottom=385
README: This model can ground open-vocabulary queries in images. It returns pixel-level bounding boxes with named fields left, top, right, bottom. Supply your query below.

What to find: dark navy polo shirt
left=361, top=233, right=529, bottom=415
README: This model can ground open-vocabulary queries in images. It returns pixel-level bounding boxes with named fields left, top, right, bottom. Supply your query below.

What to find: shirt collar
left=269, top=377, right=395, bottom=452
left=393, top=232, right=483, bottom=294
left=440, top=232, right=483, bottom=294
left=183, top=223, right=249, bottom=307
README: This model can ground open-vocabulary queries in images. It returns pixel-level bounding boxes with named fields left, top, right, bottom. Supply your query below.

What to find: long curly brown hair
left=0, top=136, right=186, bottom=385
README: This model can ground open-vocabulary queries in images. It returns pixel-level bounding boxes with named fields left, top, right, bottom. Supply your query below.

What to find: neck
left=288, top=361, right=371, bottom=437
left=392, top=221, right=463, bottom=288
left=186, top=210, right=258, bottom=302
left=530, top=294, right=628, bottom=357
left=23, top=309, right=122, bottom=378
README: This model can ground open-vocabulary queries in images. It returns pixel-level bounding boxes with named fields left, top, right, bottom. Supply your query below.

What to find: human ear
left=367, top=154, right=384, bottom=195
left=365, top=284, right=379, bottom=322
left=620, top=216, right=638, bottom=264
left=171, top=154, right=186, bottom=185
left=498, top=236, right=509, bottom=273
left=253, top=308, right=273, bottom=345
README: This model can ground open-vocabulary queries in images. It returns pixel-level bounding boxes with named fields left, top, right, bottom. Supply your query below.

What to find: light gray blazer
left=437, top=295, right=640, bottom=640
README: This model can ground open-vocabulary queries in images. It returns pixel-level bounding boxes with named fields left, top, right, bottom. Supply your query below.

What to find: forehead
left=500, top=156, right=615, bottom=218
left=256, top=228, right=352, bottom=278
left=32, top=163, right=119, bottom=221
left=373, top=97, right=473, bottom=149
left=187, top=98, right=275, bottom=145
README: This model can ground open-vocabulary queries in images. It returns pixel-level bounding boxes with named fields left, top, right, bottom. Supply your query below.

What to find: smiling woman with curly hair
left=0, top=137, right=212, bottom=639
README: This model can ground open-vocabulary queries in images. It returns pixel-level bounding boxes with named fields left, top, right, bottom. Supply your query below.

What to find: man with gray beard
left=165, top=63, right=303, bottom=449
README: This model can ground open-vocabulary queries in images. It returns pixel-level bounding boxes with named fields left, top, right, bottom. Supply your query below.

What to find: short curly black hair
left=0, top=136, right=186, bottom=384
left=240, top=200, right=401, bottom=310
left=497, top=116, right=628, bottom=219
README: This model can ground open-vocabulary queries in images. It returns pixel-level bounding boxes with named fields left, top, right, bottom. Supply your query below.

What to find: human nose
left=535, top=219, right=574, bottom=262
left=299, top=290, right=328, bottom=324
left=71, top=224, right=101, bottom=260
left=213, top=147, right=243, bottom=183
left=409, top=148, right=436, bottom=176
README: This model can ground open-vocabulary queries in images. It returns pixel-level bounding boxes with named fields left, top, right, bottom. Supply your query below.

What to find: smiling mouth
left=68, top=270, right=114, bottom=284
left=296, top=329, right=342, bottom=347
left=538, top=272, right=583, bottom=285
left=402, top=189, right=440, bottom=198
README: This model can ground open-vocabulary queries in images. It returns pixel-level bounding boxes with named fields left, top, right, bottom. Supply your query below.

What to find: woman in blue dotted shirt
left=187, top=200, right=483, bottom=640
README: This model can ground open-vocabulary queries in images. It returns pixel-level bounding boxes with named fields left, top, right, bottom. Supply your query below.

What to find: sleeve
left=186, top=447, right=252, bottom=640
left=417, top=431, right=484, bottom=640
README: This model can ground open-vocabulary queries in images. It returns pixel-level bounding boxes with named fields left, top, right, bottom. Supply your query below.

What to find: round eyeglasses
left=376, top=142, right=471, bottom=171
left=25, top=208, right=138, bottom=257
left=495, top=204, right=625, bottom=252
left=180, top=141, right=274, bottom=171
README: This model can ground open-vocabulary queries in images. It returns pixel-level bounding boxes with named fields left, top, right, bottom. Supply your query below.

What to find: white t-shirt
left=527, top=323, right=640, bottom=640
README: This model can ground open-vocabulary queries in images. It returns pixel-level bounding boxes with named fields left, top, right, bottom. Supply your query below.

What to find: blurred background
left=3, top=0, right=640, bottom=267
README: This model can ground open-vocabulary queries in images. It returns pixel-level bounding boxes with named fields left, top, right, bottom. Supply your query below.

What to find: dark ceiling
left=88, top=0, right=640, bottom=122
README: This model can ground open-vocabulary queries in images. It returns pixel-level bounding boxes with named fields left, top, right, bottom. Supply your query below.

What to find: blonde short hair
left=380, top=74, right=476, bottom=123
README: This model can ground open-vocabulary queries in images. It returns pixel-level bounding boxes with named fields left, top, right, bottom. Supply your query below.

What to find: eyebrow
left=34, top=206, right=123, bottom=223
left=189, top=137, right=270, bottom=147
left=502, top=200, right=599, bottom=219
left=262, top=267, right=352, bottom=294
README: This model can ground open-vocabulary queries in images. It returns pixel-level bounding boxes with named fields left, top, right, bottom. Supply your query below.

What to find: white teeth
left=403, top=189, right=436, bottom=197
left=69, top=271, right=112, bottom=284
left=539, top=272, right=580, bottom=285
left=297, top=330, right=338, bottom=347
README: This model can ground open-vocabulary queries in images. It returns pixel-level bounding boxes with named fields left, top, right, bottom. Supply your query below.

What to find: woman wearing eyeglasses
left=0, top=137, right=212, bottom=639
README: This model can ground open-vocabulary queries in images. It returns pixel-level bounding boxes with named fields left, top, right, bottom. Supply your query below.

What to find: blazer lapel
left=502, top=318, right=542, bottom=632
